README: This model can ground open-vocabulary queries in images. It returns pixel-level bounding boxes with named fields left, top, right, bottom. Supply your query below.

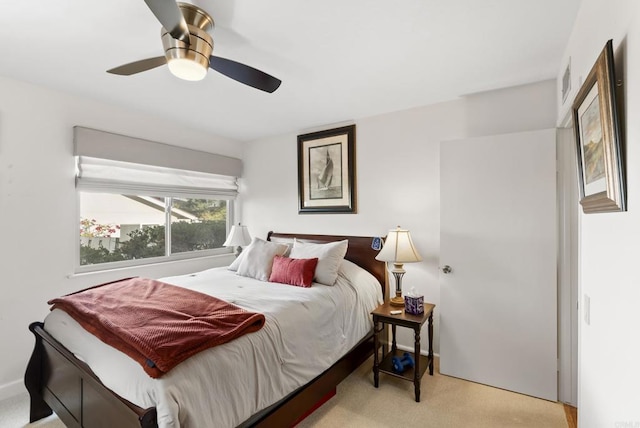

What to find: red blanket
left=48, top=277, right=265, bottom=378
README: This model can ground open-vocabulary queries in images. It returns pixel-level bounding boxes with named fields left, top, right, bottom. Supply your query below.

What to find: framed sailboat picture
left=298, top=125, right=356, bottom=213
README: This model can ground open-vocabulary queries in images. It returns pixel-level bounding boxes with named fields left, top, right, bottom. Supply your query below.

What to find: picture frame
left=562, top=57, right=571, bottom=104
left=297, top=124, right=356, bottom=214
left=572, top=40, right=626, bottom=213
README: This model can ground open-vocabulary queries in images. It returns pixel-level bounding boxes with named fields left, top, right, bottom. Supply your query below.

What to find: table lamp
left=223, top=223, right=252, bottom=257
left=375, top=226, right=423, bottom=306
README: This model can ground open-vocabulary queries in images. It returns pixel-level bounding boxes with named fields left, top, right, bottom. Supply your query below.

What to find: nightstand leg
left=373, top=320, right=380, bottom=388
left=428, top=312, right=434, bottom=376
left=414, top=327, right=421, bottom=402
left=391, top=324, right=397, bottom=354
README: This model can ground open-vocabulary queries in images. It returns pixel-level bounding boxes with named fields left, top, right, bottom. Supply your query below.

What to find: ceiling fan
left=107, top=0, right=282, bottom=93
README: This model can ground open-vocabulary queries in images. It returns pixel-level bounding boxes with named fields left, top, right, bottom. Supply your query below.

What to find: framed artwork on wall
left=572, top=39, right=626, bottom=213
left=297, top=124, right=356, bottom=214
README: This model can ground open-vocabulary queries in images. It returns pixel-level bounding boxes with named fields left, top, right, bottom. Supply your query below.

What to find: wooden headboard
left=267, top=231, right=387, bottom=297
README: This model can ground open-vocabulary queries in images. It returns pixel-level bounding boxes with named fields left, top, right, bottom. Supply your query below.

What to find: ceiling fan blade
left=107, top=56, right=167, bottom=76
left=209, top=56, right=282, bottom=93
left=144, top=0, right=190, bottom=43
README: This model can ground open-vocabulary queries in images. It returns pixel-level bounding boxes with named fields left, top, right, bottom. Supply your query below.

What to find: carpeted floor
left=0, top=357, right=567, bottom=428
left=297, top=357, right=567, bottom=428
left=0, top=393, right=64, bottom=428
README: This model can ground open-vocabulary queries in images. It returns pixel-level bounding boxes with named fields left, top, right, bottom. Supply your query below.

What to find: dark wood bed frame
left=25, top=232, right=387, bottom=428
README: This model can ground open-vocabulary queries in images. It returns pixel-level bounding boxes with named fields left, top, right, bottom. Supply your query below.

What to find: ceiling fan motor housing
left=161, top=3, right=214, bottom=71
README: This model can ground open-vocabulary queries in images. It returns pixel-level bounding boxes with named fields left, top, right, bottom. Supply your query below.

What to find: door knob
left=441, top=265, right=452, bottom=274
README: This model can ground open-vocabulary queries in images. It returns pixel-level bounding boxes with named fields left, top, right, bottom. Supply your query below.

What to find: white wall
left=242, top=79, right=557, bottom=355
left=0, top=74, right=561, bottom=403
left=558, top=0, right=640, bottom=425
left=0, top=76, right=239, bottom=399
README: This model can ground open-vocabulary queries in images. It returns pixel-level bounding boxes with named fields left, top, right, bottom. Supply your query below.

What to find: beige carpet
left=297, top=357, right=568, bottom=428
left=0, top=358, right=567, bottom=428
left=0, top=392, right=65, bottom=428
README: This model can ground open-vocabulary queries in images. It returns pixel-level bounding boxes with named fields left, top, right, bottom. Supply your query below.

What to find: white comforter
left=44, top=261, right=382, bottom=428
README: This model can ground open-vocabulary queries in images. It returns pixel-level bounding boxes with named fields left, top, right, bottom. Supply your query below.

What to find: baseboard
left=395, top=344, right=440, bottom=359
left=0, top=379, right=26, bottom=401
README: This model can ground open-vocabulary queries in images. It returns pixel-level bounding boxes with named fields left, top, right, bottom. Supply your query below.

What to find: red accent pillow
left=269, top=256, right=319, bottom=287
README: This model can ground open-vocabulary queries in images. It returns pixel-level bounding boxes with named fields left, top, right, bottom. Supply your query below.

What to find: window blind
left=76, top=157, right=238, bottom=198
left=73, top=127, right=241, bottom=199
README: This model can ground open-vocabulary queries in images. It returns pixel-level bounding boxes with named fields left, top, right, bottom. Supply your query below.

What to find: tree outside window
left=79, top=193, right=229, bottom=266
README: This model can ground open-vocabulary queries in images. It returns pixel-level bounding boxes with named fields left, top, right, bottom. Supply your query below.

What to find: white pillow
left=229, top=242, right=291, bottom=271
left=236, top=237, right=289, bottom=281
left=338, top=259, right=384, bottom=305
left=289, top=239, right=348, bottom=285
left=227, top=251, right=245, bottom=271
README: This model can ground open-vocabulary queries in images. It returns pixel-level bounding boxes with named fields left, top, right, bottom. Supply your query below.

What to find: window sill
left=69, top=252, right=235, bottom=279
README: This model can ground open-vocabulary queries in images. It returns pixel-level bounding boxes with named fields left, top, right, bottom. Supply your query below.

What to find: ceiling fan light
left=167, top=58, right=207, bottom=81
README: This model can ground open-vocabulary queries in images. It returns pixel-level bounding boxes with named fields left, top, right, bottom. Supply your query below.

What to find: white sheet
left=44, top=261, right=382, bottom=428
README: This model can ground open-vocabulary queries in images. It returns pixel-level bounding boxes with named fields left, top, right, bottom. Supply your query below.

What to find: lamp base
left=390, top=296, right=405, bottom=307
left=390, top=267, right=406, bottom=307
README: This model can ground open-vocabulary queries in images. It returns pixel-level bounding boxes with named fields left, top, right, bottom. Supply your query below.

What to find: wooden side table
left=371, top=301, right=435, bottom=402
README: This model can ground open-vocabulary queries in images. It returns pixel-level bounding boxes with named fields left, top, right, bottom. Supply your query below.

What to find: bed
left=25, top=232, right=388, bottom=428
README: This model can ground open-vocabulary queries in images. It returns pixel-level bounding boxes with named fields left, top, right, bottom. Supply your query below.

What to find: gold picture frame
left=297, top=125, right=356, bottom=214
left=572, top=39, right=625, bottom=213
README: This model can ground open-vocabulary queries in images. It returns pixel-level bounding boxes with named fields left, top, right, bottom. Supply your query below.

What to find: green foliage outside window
left=79, top=199, right=228, bottom=266
left=172, top=199, right=226, bottom=221
left=80, top=221, right=227, bottom=266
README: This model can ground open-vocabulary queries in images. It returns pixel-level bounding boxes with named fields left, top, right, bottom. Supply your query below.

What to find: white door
left=439, top=129, right=557, bottom=401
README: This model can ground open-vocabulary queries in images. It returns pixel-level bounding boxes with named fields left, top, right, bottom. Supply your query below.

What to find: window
left=171, top=198, right=228, bottom=254
left=79, top=193, right=230, bottom=267
left=73, top=127, right=243, bottom=272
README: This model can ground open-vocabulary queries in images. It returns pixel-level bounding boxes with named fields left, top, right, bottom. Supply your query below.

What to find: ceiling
left=0, top=1, right=580, bottom=142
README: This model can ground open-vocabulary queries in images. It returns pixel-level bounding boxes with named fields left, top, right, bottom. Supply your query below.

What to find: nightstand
left=371, top=301, right=435, bottom=402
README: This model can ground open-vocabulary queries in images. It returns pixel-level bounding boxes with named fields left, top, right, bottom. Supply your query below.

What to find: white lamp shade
left=223, top=224, right=252, bottom=247
left=375, top=227, right=423, bottom=263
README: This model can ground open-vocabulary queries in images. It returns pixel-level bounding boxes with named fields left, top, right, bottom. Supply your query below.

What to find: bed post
left=24, top=322, right=53, bottom=422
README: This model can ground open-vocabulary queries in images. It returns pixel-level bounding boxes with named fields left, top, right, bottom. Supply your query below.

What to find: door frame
left=557, top=121, right=580, bottom=407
